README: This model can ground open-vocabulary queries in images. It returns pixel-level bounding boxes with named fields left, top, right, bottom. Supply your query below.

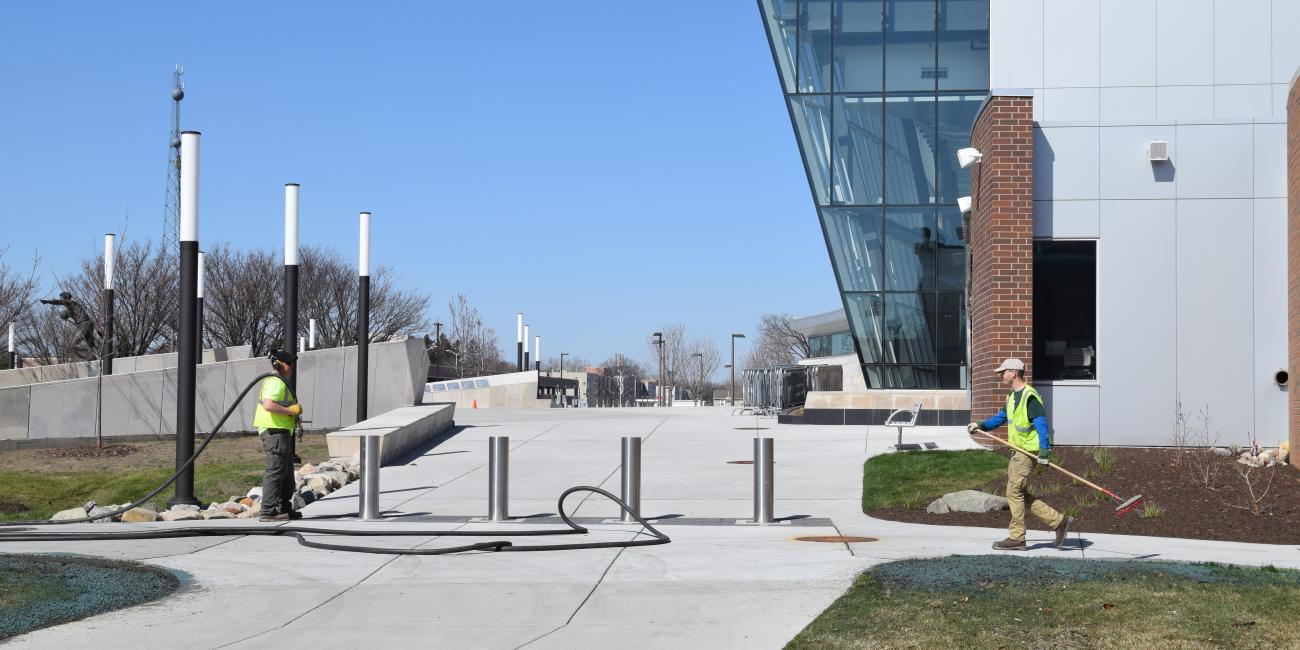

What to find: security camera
left=956, top=147, right=983, bottom=169
left=957, top=196, right=972, bottom=214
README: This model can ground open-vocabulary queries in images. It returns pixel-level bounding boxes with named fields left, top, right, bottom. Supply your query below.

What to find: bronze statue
left=40, top=291, right=100, bottom=352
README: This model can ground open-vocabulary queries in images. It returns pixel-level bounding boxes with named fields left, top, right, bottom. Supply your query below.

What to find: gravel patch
left=0, top=554, right=181, bottom=640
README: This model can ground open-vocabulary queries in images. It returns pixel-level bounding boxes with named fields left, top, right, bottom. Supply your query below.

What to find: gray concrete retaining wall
left=0, top=338, right=428, bottom=445
left=0, top=345, right=252, bottom=388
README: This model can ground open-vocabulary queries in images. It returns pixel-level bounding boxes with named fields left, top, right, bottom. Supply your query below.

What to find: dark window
left=1033, top=241, right=1097, bottom=381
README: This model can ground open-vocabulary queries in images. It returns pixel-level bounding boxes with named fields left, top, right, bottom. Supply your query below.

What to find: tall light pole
left=283, top=183, right=300, bottom=390
left=691, top=352, right=703, bottom=406
left=357, top=211, right=371, bottom=422
left=432, top=321, right=443, bottom=365
left=730, top=333, right=746, bottom=407
left=196, top=250, right=205, bottom=363
left=7, top=322, right=15, bottom=369
left=652, top=331, right=664, bottom=406
left=523, top=323, right=530, bottom=372
left=308, top=318, right=317, bottom=350
left=516, top=313, right=523, bottom=371
left=560, top=351, right=568, bottom=405
left=534, top=335, right=541, bottom=371
left=172, top=130, right=202, bottom=507
left=102, top=233, right=115, bottom=375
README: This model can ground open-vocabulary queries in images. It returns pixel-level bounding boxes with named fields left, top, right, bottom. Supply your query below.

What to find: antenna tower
left=162, top=65, right=185, bottom=252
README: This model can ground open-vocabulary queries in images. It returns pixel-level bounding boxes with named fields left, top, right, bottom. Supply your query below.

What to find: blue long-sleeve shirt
left=981, top=398, right=1050, bottom=452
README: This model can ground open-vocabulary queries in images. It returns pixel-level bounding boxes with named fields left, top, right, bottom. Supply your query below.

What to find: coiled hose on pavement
left=0, top=373, right=670, bottom=554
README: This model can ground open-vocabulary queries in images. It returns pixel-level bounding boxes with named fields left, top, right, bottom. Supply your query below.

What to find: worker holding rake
left=968, top=358, right=1073, bottom=551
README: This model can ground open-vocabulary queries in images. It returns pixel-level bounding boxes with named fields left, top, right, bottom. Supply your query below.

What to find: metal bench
left=885, top=401, right=936, bottom=451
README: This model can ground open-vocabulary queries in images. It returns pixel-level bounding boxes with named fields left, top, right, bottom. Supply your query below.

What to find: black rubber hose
left=0, top=486, right=671, bottom=554
left=0, top=372, right=279, bottom=527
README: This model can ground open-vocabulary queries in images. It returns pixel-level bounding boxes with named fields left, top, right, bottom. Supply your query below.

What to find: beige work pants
left=1006, top=453, right=1064, bottom=541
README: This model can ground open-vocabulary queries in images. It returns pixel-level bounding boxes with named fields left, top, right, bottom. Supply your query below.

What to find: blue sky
left=0, top=2, right=839, bottom=372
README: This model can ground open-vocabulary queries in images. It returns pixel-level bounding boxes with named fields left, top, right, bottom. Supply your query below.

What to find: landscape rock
left=299, top=463, right=317, bottom=475
left=120, top=508, right=159, bottom=523
left=246, top=487, right=263, bottom=500
left=292, top=494, right=307, bottom=510
left=86, top=506, right=115, bottom=523
left=298, top=489, right=317, bottom=505
left=316, top=462, right=342, bottom=474
left=939, top=490, right=1008, bottom=514
left=201, top=510, right=234, bottom=520
left=235, top=501, right=262, bottom=519
left=171, top=504, right=201, bottom=512
left=1212, top=447, right=1232, bottom=457
left=239, top=497, right=256, bottom=508
left=159, top=509, right=202, bottom=522
left=219, top=502, right=244, bottom=515
left=49, top=507, right=87, bottom=521
left=138, top=502, right=161, bottom=513
left=319, top=470, right=349, bottom=488
left=926, top=498, right=951, bottom=514
left=306, top=476, right=333, bottom=496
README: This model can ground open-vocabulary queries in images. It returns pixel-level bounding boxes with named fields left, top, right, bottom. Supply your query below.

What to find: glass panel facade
left=759, top=0, right=987, bottom=389
left=809, top=331, right=856, bottom=357
left=821, top=207, right=883, bottom=290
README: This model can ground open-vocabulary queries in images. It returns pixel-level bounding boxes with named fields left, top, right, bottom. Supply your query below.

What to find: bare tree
left=201, top=244, right=281, bottom=354
left=646, top=323, right=689, bottom=403
left=596, top=353, right=646, bottom=406
left=446, top=294, right=504, bottom=377
left=683, top=337, right=722, bottom=403
left=0, top=248, right=41, bottom=368
left=743, top=313, right=811, bottom=369
left=541, top=354, right=591, bottom=374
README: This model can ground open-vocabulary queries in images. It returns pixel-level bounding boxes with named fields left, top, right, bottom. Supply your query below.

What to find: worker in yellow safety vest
left=967, top=358, right=1072, bottom=550
left=253, top=349, right=304, bottom=522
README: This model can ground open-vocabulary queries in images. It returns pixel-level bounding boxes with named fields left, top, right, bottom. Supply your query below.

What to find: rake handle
left=973, top=429, right=1121, bottom=501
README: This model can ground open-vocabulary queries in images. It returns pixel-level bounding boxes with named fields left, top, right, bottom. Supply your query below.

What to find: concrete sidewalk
left=5, top=407, right=1298, bottom=649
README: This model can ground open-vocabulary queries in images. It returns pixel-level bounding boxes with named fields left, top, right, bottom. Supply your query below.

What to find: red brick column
left=1288, top=80, right=1300, bottom=468
left=968, top=94, right=1035, bottom=420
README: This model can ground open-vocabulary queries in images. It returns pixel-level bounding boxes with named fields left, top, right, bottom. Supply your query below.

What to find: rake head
left=1113, top=494, right=1144, bottom=517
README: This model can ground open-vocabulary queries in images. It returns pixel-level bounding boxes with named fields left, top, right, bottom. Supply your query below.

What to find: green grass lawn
left=788, top=556, right=1300, bottom=649
left=0, top=437, right=329, bottom=520
left=862, top=449, right=1006, bottom=511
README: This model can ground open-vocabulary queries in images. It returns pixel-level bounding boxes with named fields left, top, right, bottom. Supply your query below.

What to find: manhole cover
left=796, top=535, right=878, bottom=543
left=733, top=427, right=770, bottom=430
left=727, top=460, right=754, bottom=465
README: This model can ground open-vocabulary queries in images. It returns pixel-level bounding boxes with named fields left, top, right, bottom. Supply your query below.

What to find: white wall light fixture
left=957, top=196, right=973, bottom=215
left=956, top=147, right=983, bottom=169
left=1147, top=140, right=1169, bottom=162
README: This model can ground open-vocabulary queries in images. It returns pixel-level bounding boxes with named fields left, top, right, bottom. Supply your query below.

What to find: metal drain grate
left=795, top=535, right=877, bottom=543
left=726, top=460, right=753, bottom=465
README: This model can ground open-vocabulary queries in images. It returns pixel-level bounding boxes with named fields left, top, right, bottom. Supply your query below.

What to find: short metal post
left=359, top=436, right=380, bottom=520
left=753, top=437, right=775, bottom=524
left=620, top=436, right=642, bottom=522
left=489, top=436, right=509, bottom=522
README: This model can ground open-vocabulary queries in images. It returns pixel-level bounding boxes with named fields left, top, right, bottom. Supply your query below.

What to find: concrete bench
left=326, top=402, right=456, bottom=467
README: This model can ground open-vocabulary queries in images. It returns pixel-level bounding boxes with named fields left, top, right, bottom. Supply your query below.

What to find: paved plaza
left=5, top=407, right=1299, bottom=648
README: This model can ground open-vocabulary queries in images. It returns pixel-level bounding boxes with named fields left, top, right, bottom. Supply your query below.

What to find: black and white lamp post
left=308, top=318, right=317, bottom=350
left=172, top=130, right=202, bottom=507
left=8, top=322, right=16, bottom=369
left=516, top=313, right=524, bottom=371
left=283, top=183, right=300, bottom=390
left=102, top=233, right=115, bottom=376
left=534, top=335, right=541, bottom=372
left=195, top=251, right=204, bottom=362
left=357, top=211, right=371, bottom=422
left=523, top=323, right=530, bottom=372
left=653, top=331, right=664, bottom=406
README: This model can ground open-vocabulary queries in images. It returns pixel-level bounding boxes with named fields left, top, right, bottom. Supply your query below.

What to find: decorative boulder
left=306, top=476, right=332, bottom=496
left=86, top=506, right=115, bottom=523
left=246, top=487, right=263, bottom=500
left=938, top=490, right=1008, bottom=514
left=160, top=509, right=202, bottom=522
left=202, top=510, right=234, bottom=520
left=49, top=507, right=87, bottom=521
left=299, top=463, right=317, bottom=475
left=926, top=499, right=951, bottom=514
left=120, top=508, right=159, bottom=523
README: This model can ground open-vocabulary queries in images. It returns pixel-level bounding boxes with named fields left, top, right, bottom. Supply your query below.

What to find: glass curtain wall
left=759, top=0, right=988, bottom=389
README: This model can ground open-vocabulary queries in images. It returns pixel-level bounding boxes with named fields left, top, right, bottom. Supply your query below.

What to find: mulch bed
left=869, top=446, right=1300, bottom=545
left=35, top=445, right=140, bottom=460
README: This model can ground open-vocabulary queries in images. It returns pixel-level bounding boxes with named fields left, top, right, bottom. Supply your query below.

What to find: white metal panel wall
left=1175, top=199, right=1255, bottom=446
left=1033, top=127, right=1100, bottom=201
left=1254, top=197, right=1288, bottom=443
left=1096, top=200, right=1178, bottom=445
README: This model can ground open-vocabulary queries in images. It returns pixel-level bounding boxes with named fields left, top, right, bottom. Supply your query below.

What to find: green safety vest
left=1007, top=383, right=1045, bottom=453
left=252, top=375, right=297, bottom=431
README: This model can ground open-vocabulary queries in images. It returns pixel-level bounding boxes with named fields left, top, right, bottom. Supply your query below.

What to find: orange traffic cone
left=471, top=399, right=478, bottom=409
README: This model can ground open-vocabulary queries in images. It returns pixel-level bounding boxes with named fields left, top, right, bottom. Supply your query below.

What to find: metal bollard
left=359, top=436, right=381, bottom=521
left=753, top=437, right=775, bottom=524
left=488, top=436, right=509, bottom=522
left=620, top=436, right=642, bottom=523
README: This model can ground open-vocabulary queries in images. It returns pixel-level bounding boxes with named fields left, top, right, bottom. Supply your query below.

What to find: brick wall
left=1288, top=80, right=1300, bottom=468
left=968, top=95, right=1035, bottom=420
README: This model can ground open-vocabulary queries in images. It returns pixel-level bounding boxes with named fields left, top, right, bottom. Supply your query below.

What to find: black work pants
left=260, top=428, right=296, bottom=514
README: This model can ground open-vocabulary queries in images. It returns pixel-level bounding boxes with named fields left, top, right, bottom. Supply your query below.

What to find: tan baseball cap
left=994, top=358, right=1025, bottom=373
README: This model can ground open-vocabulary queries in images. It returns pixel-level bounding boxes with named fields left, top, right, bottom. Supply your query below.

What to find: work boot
left=992, top=537, right=1026, bottom=551
left=1054, top=516, right=1074, bottom=549
left=259, top=512, right=290, bottom=522
left=287, top=510, right=303, bottom=520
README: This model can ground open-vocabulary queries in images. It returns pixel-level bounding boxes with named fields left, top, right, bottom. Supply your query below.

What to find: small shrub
left=901, top=491, right=927, bottom=510
left=1063, top=505, right=1082, bottom=518
left=1037, top=482, right=1063, bottom=496
left=1138, top=500, right=1163, bottom=519
left=1091, top=448, right=1115, bottom=475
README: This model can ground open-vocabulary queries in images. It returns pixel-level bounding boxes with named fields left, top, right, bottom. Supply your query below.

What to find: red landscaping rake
left=973, top=429, right=1145, bottom=517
